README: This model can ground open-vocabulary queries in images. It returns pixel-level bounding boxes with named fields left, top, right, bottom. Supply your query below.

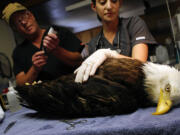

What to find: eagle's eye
left=165, top=83, right=171, bottom=92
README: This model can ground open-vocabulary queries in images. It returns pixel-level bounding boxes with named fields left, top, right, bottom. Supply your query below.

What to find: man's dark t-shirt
left=12, top=26, right=84, bottom=81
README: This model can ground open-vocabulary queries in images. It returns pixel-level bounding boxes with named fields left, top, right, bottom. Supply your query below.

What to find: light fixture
left=65, top=0, right=91, bottom=12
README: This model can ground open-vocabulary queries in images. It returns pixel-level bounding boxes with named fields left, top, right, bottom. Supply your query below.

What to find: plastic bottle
left=0, top=104, right=4, bottom=121
left=6, top=81, right=21, bottom=112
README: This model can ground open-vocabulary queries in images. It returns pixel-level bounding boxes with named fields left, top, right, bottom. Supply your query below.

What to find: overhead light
left=65, top=0, right=91, bottom=12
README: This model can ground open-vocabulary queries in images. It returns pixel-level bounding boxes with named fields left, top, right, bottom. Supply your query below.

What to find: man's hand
left=32, top=51, right=48, bottom=71
left=43, top=33, right=59, bottom=53
left=74, top=48, right=119, bottom=83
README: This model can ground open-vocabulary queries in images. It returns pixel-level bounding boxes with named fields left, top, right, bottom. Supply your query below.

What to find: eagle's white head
left=143, top=62, right=180, bottom=115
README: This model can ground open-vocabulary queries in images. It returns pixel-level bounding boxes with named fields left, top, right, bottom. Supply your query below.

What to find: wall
left=76, top=26, right=101, bottom=44
left=0, top=20, right=16, bottom=66
left=0, top=20, right=16, bottom=91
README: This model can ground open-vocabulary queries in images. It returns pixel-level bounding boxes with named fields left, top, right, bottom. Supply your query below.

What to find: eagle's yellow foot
left=25, top=80, right=42, bottom=86
left=25, top=82, right=30, bottom=85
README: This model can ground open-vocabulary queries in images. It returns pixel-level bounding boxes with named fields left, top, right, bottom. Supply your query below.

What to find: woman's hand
left=74, top=48, right=119, bottom=83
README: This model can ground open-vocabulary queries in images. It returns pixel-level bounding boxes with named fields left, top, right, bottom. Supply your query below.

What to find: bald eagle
left=15, top=58, right=180, bottom=118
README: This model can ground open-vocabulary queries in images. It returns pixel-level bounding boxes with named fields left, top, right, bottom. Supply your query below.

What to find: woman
left=75, top=0, right=157, bottom=83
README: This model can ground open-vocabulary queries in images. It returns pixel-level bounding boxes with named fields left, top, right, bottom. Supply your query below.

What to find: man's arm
left=43, top=33, right=83, bottom=66
left=52, top=46, right=83, bottom=66
left=15, top=66, right=39, bottom=86
left=15, top=51, right=47, bottom=86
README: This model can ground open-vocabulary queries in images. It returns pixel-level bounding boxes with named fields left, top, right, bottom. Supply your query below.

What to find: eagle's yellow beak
left=152, top=88, right=172, bottom=115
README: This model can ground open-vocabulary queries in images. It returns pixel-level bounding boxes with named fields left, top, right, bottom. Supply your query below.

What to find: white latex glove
left=74, top=48, right=119, bottom=83
left=0, top=105, right=5, bottom=122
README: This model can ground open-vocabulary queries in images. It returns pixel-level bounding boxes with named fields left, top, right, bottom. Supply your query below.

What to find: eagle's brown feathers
left=16, top=58, right=180, bottom=118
